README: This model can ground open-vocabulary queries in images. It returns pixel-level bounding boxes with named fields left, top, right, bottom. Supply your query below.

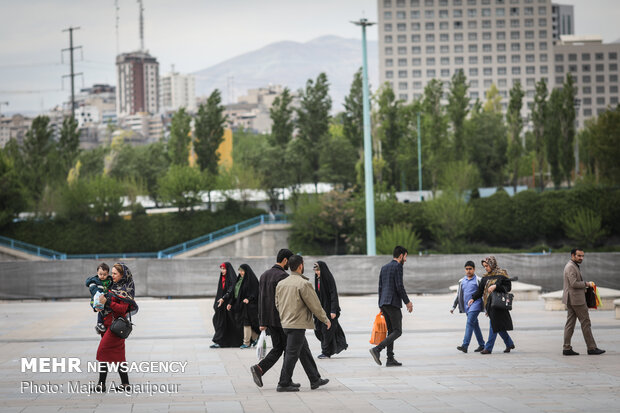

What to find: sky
left=0, top=0, right=618, bottom=114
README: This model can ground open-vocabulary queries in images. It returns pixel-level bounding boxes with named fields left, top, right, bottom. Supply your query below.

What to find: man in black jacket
left=369, top=246, right=412, bottom=367
left=250, top=248, right=294, bottom=387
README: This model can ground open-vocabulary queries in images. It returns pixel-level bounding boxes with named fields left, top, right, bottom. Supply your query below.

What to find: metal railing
left=157, top=214, right=288, bottom=258
left=0, top=235, right=66, bottom=260
left=0, top=214, right=289, bottom=260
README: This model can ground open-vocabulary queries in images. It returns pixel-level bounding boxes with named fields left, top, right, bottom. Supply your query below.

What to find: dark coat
left=258, top=264, right=288, bottom=327
left=472, top=275, right=513, bottom=332
left=378, top=259, right=410, bottom=308
left=230, top=264, right=260, bottom=332
left=313, top=261, right=348, bottom=356
left=212, top=262, right=243, bottom=347
left=96, top=297, right=129, bottom=363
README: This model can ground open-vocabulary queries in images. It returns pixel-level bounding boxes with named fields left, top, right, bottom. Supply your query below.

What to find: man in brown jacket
left=562, top=248, right=605, bottom=356
left=275, top=255, right=331, bottom=392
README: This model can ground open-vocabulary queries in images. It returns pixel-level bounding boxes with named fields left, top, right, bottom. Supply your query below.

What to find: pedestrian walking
left=469, top=256, right=515, bottom=354
left=275, top=255, right=331, bottom=392
left=231, top=263, right=260, bottom=349
left=313, top=261, right=348, bottom=359
left=451, top=260, right=485, bottom=353
left=369, top=246, right=413, bottom=367
left=249, top=249, right=296, bottom=388
left=562, top=248, right=605, bottom=356
left=211, top=262, right=242, bottom=348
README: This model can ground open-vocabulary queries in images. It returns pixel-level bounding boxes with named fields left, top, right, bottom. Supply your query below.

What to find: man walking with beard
left=369, top=246, right=413, bottom=367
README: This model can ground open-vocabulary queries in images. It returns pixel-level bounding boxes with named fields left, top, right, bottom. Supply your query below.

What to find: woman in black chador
left=313, top=261, right=348, bottom=358
left=230, top=263, right=260, bottom=348
left=211, top=262, right=243, bottom=348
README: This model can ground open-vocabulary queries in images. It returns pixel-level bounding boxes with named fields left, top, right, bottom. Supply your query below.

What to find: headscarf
left=108, top=262, right=139, bottom=316
left=481, top=256, right=509, bottom=308
left=215, top=262, right=237, bottom=303
left=237, top=264, right=259, bottom=301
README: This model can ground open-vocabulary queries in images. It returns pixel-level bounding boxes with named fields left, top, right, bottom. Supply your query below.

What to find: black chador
left=211, top=262, right=243, bottom=348
left=313, top=261, right=348, bottom=357
left=230, top=264, right=260, bottom=346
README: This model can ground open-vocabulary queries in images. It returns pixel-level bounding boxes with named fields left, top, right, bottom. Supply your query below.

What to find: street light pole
left=573, top=98, right=581, bottom=177
left=352, top=18, right=376, bottom=256
left=417, top=112, right=423, bottom=201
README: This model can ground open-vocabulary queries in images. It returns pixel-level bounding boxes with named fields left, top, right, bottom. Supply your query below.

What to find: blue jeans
left=485, top=323, right=514, bottom=352
left=462, top=310, right=485, bottom=348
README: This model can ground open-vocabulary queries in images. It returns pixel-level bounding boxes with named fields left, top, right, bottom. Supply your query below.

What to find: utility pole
left=62, top=26, right=82, bottom=120
left=137, top=0, right=145, bottom=51
left=352, top=18, right=376, bottom=256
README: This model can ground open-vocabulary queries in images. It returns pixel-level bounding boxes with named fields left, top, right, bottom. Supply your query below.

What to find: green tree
left=376, top=83, right=404, bottom=189
left=559, top=74, right=577, bottom=186
left=89, top=175, right=125, bottom=221
left=506, top=81, right=524, bottom=193
left=0, top=149, right=27, bottom=227
left=422, top=79, right=450, bottom=190
left=426, top=192, right=474, bottom=252
left=546, top=88, right=563, bottom=188
left=296, top=72, right=332, bottom=192
left=483, top=83, right=503, bottom=113
left=580, top=105, right=620, bottom=184
left=376, top=223, right=422, bottom=255
left=21, top=116, right=59, bottom=204
left=319, top=123, right=358, bottom=188
left=343, top=68, right=364, bottom=151
left=465, top=108, right=507, bottom=187
left=447, top=70, right=469, bottom=157
left=269, top=88, right=295, bottom=147
left=168, top=107, right=192, bottom=165
left=57, top=116, right=81, bottom=174
left=158, top=165, right=204, bottom=212
left=531, top=79, right=549, bottom=190
left=194, top=89, right=227, bottom=175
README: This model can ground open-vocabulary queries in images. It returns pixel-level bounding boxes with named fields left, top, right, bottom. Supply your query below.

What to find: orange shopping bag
left=369, top=312, right=387, bottom=345
left=593, top=283, right=602, bottom=308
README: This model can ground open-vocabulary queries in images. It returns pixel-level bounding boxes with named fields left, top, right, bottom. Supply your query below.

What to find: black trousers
left=257, top=326, right=287, bottom=374
left=278, top=329, right=321, bottom=387
left=376, top=305, right=402, bottom=359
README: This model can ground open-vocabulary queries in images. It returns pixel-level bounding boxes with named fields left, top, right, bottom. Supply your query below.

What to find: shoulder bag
left=110, top=312, right=133, bottom=339
left=490, top=291, right=514, bottom=311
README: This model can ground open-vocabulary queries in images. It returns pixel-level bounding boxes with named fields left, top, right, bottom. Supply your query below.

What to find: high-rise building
left=377, top=0, right=620, bottom=127
left=159, top=71, right=196, bottom=113
left=553, top=35, right=620, bottom=128
left=116, top=51, right=159, bottom=118
left=378, top=0, right=553, bottom=114
left=551, top=3, right=574, bottom=43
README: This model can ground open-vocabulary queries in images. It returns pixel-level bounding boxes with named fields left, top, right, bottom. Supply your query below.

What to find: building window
left=455, top=57, right=464, bottom=64
left=611, top=97, right=619, bottom=104
left=411, top=10, right=420, bottom=18
left=482, top=20, right=491, bottom=28
left=511, top=19, right=520, bottom=28
left=425, top=10, right=435, bottom=18
left=497, top=43, right=506, bottom=51
left=425, top=0, right=433, bottom=5
left=538, top=6, right=546, bottom=15
left=610, top=63, right=618, bottom=71
left=498, top=79, right=507, bottom=87
left=511, top=43, right=520, bottom=51
left=384, top=24, right=392, bottom=32
left=412, top=34, right=421, bottom=42
left=540, top=66, right=548, bottom=74
left=412, top=57, right=422, bottom=66
left=455, top=45, right=464, bottom=53
left=412, top=46, right=421, bottom=54
left=582, top=86, right=591, bottom=94
left=439, top=9, right=449, bottom=18
left=397, top=11, right=406, bottom=19
left=386, top=71, right=394, bottom=79
left=385, top=35, right=393, bottom=43
left=568, top=53, right=577, bottom=62
left=610, top=74, right=618, bottom=82
left=525, top=54, right=535, bottom=62
left=385, top=47, right=393, bottom=55
left=398, top=58, right=407, bottom=66
left=482, top=8, right=491, bottom=17
left=581, top=53, right=590, bottom=61
left=384, top=0, right=392, bottom=6
left=440, top=45, right=450, bottom=53
left=524, top=7, right=533, bottom=15
left=582, top=75, right=591, bottom=83
left=426, top=46, right=436, bottom=53
left=426, top=34, right=435, bottom=42
left=484, top=67, right=493, bottom=75
left=526, top=66, right=535, bottom=74
left=526, top=78, right=535, bottom=86
left=426, top=22, right=435, bottom=30
left=384, top=11, right=393, bottom=19
left=498, top=55, right=506, bottom=63
left=510, top=7, right=519, bottom=16
left=440, top=33, right=449, bottom=42
left=511, top=55, right=521, bottom=63
left=596, top=75, right=604, bottom=82
left=399, top=82, right=408, bottom=90
left=413, top=81, right=423, bottom=90
left=538, top=18, right=546, bottom=27
left=469, top=68, right=478, bottom=76
left=411, top=22, right=421, bottom=30
left=555, top=65, right=564, bottom=73
left=454, top=21, right=463, bottom=29
left=441, top=69, right=450, bottom=77
left=496, top=8, right=505, bottom=16
left=471, top=79, right=479, bottom=87
left=427, top=57, right=436, bottom=66
left=469, top=56, right=478, bottom=64
left=398, top=46, right=407, bottom=54
left=469, top=44, right=478, bottom=52
left=610, top=52, right=618, bottom=60
left=427, top=69, right=436, bottom=77
left=525, top=42, right=535, bottom=50
left=582, top=64, right=590, bottom=72
left=539, top=42, right=547, bottom=50
left=597, top=97, right=605, bottom=105
left=540, top=53, right=548, bottom=62
left=596, top=64, right=604, bottom=72
left=497, top=19, right=506, bottom=28
left=510, top=31, right=520, bottom=40
left=483, top=55, right=492, bottom=64
left=412, top=70, right=422, bottom=78
left=454, top=33, right=464, bottom=41
left=483, top=32, right=492, bottom=40
left=468, top=8, right=477, bottom=17
left=555, top=54, right=564, bottom=62
left=497, top=31, right=506, bottom=40
left=398, top=34, right=406, bottom=43
left=441, top=57, right=450, bottom=65
left=399, top=70, right=408, bottom=78
left=569, top=65, right=577, bottom=73
left=468, top=20, right=478, bottom=29
left=397, top=23, right=406, bottom=31
left=525, top=30, right=534, bottom=39
left=397, top=0, right=405, bottom=6
left=440, top=21, right=449, bottom=29
left=595, top=53, right=604, bottom=61
left=386, top=59, right=394, bottom=67
left=525, top=18, right=534, bottom=27
left=468, top=32, right=478, bottom=41
left=512, top=67, right=521, bottom=75
left=596, top=85, right=605, bottom=93
left=583, top=108, right=592, bottom=116
left=411, top=0, right=420, bottom=6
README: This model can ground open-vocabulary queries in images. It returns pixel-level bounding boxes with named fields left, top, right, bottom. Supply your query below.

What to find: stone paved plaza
left=0, top=295, right=619, bottom=412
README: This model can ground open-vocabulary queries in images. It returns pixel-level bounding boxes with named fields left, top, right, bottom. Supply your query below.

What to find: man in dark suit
left=562, top=248, right=605, bottom=356
left=369, top=246, right=413, bottom=367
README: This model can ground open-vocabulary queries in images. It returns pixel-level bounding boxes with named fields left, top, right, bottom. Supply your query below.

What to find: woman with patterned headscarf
left=313, top=261, right=348, bottom=359
left=468, top=256, right=515, bottom=354
left=95, top=262, right=138, bottom=392
left=211, top=262, right=243, bottom=348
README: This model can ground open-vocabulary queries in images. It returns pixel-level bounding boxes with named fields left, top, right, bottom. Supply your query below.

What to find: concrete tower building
left=551, top=3, right=574, bottom=43
left=116, top=51, right=159, bottom=117
left=159, top=70, right=196, bottom=113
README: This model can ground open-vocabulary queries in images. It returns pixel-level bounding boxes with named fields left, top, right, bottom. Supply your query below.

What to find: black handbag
left=490, top=291, right=514, bottom=311
left=110, top=313, right=133, bottom=339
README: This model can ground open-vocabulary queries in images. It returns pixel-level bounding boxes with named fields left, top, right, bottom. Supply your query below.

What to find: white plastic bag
left=256, top=330, right=267, bottom=361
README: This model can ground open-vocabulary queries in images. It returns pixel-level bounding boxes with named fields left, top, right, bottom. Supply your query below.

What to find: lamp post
left=417, top=112, right=423, bottom=201
left=573, top=98, right=581, bottom=177
left=352, top=18, right=376, bottom=256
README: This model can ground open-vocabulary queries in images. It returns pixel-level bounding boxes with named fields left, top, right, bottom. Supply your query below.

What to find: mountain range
left=193, top=35, right=378, bottom=111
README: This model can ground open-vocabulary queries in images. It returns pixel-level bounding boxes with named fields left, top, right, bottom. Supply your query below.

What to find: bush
left=376, top=224, right=421, bottom=255
left=563, top=208, right=607, bottom=247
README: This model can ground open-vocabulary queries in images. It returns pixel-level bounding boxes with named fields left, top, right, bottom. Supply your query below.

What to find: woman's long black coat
left=472, top=275, right=513, bottom=332
left=212, top=262, right=243, bottom=347
left=314, top=261, right=348, bottom=356
left=230, top=264, right=260, bottom=334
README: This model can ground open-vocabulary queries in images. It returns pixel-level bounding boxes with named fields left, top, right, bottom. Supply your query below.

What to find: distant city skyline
left=0, top=0, right=618, bottom=114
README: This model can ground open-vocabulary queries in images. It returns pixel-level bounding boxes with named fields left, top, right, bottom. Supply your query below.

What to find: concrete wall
left=1, top=253, right=619, bottom=300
